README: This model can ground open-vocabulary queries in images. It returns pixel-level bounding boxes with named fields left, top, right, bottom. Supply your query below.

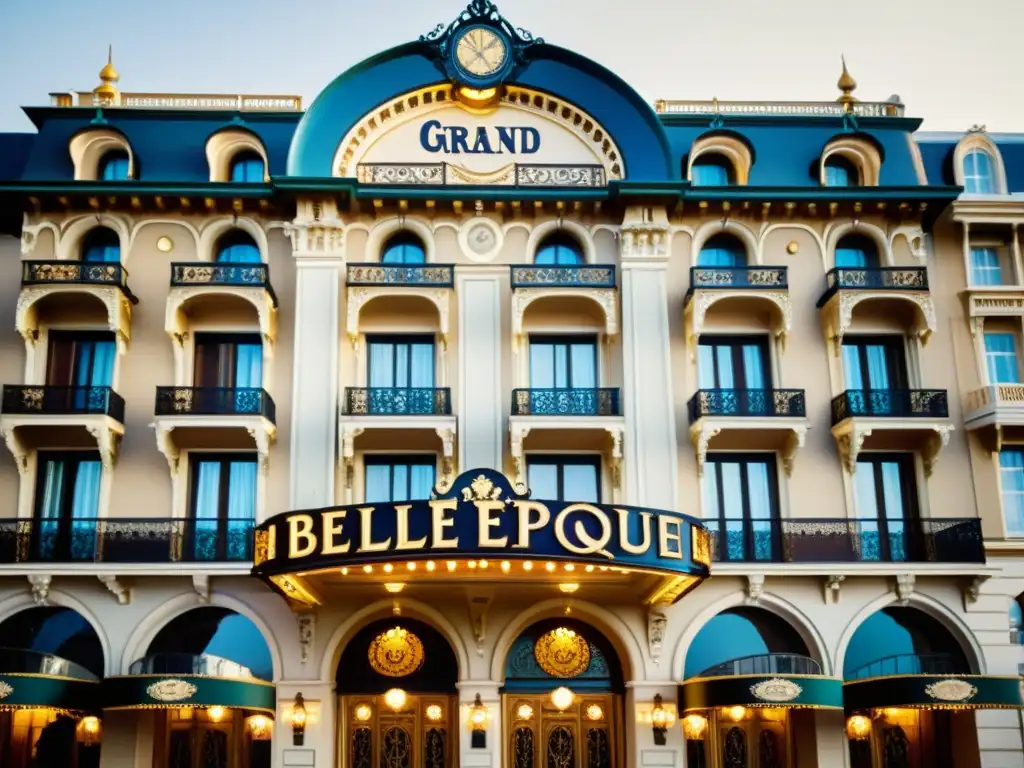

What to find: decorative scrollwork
left=146, top=679, right=198, bottom=703
left=516, top=165, right=606, bottom=187
left=511, top=388, right=620, bottom=416
left=534, top=627, right=591, bottom=678
left=925, top=679, right=978, bottom=703
left=344, top=387, right=451, bottom=416
left=347, top=264, right=454, bottom=286
left=357, top=163, right=445, bottom=185
left=510, top=266, right=615, bottom=288
left=368, top=626, right=426, bottom=677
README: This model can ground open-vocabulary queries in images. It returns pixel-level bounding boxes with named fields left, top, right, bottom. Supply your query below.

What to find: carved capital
left=781, top=427, right=807, bottom=477
left=894, top=574, right=915, bottom=605
left=745, top=574, right=765, bottom=604
left=834, top=425, right=871, bottom=475
left=823, top=574, right=845, bottom=604
left=28, top=574, right=51, bottom=606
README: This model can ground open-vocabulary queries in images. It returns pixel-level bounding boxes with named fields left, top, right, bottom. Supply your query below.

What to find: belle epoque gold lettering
left=430, top=498, right=460, bottom=547
left=321, top=510, right=350, bottom=556
left=658, top=515, right=684, bottom=559
left=358, top=507, right=392, bottom=552
left=511, top=500, right=550, bottom=549
left=288, top=514, right=317, bottom=558
left=616, top=508, right=651, bottom=554
left=394, top=504, right=427, bottom=550
left=476, top=500, right=508, bottom=547
left=554, top=504, right=613, bottom=558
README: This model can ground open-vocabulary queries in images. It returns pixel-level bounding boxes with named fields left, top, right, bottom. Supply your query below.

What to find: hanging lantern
left=247, top=715, right=272, bottom=741
left=846, top=714, right=872, bottom=741
left=76, top=716, right=102, bottom=746
left=682, top=714, right=709, bottom=741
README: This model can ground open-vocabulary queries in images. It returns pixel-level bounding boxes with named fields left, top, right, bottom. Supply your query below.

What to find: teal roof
left=917, top=131, right=1024, bottom=192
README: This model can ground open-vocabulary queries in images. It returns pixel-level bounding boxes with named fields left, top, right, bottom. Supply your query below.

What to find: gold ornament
left=924, top=679, right=978, bottom=703
left=0, top=681, right=12, bottom=699
left=146, top=679, right=198, bottom=703
left=368, top=626, right=425, bottom=677
left=749, top=678, right=803, bottom=703
left=534, top=627, right=591, bottom=678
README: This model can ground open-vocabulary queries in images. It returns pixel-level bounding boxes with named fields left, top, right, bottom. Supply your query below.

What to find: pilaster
left=273, top=681, right=336, bottom=768
left=457, top=680, right=502, bottom=768
left=628, top=681, right=682, bottom=768
left=457, top=267, right=503, bottom=472
left=619, top=206, right=678, bottom=509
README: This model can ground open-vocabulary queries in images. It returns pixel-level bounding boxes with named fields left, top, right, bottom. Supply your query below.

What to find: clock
left=452, top=25, right=509, bottom=83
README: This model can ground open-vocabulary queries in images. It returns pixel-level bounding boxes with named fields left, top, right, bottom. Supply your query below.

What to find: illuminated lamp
left=651, top=694, right=669, bottom=745
left=682, top=713, right=708, bottom=741
left=469, top=693, right=489, bottom=749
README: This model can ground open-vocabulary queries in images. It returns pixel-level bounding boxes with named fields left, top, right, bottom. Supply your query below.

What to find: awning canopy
left=844, top=675, right=1024, bottom=712
left=102, top=654, right=275, bottom=714
left=0, top=648, right=100, bottom=713
left=679, top=674, right=844, bottom=711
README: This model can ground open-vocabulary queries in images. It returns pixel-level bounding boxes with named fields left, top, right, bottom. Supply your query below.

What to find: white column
left=457, top=681, right=502, bottom=768
left=629, top=682, right=684, bottom=768
left=812, top=709, right=847, bottom=768
left=457, top=268, right=503, bottom=472
left=273, top=682, right=336, bottom=768
left=619, top=207, right=678, bottom=510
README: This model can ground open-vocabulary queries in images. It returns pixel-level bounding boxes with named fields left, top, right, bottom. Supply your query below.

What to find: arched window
left=697, top=233, right=746, bottom=267
left=534, top=232, right=584, bottom=265
left=834, top=234, right=879, bottom=269
left=81, top=227, right=121, bottom=263
left=229, top=150, right=265, bottom=183
left=691, top=154, right=733, bottom=186
left=98, top=149, right=130, bottom=181
left=684, top=607, right=811, bottom=678
left=963, top=149, right=996, bottom=194
left=824, top=155, right=859, bottom=187
left=215, top=230, right=262, bottom=264
left=146, top=607, right=272, bottom=680
left=381, top=232, right=426, bottom=264
left=843, top=607, right=969, bottom=679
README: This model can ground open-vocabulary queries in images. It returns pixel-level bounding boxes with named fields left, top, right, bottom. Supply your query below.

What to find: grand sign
left=252, top=469, right=711, bottom=588
left=419, top=121, right=541, bottom=155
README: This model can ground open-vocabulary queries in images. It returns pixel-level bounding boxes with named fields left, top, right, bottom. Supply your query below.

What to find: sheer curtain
left=745, top=462, right=773, bottom=560
left=880, top=462, right=907, bottom=560
left=834, top=245, right=867, bottom=269
left=527, top=463, right=558, bottom=499
left=192, top=461, right=221, bottom=560
left=368, top=342, right=395, bottom=388
left=227, top=461, right=257, bottom=559
left=570, top=343, right=596, bottom=388
left=562, top=463, right=598, bottom=503
left=365, top=464, right=392, bottom=503
left=410, top=464, right=435, bottom=499
left=852, top=465, right=882, bottom=562
left=409, top=343, right=434, bottom=388
left=985, top=333, right=1020, bottom=384
left=530, top=344, right=555, bottom=389
left=1000, top=451, right=1024, bottom=536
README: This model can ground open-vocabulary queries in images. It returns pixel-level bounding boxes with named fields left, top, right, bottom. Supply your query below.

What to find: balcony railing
left=684, top=266, right=787, bottom=305
left=831, top=389, right=949, bottom=423
left=1, top=385, right=125, bottom=423
left=847, top=653, right=961, bottom=681
left=356, top=162, right=607, bottom=187
left=512, top=388, right=621, bottom=416
left=0, top=648, right=98, bottom=681
left=688, top=388, right=806, bottom=421
left=155, top=387, right=276, bottom=422
left=170, top=262, right=278, bottom=306
left=346, top=263, right=455, bottom=287
left=0, top=517, right=255, bottom=563
left=344, top=387, right=451, bottom=416
left=817, top=266, right=929, bottom=306
left=699, top=653, right=822, bottom=678
left=21, top=260, right=138, bottom=302
left=654, top=99, right=905, bottom=119
left=965, top=384, right=1024, bottom=413
left=128, top=653, right=257, bottom=679
left=706, top=517, right=984, bottom=564
left=510, top=264, right=616, bottom=289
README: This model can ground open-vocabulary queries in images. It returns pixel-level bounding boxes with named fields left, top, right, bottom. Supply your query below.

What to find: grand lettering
left=420, top=120, right=540, bottom=154
left=275, top=499, right=690, bottom=564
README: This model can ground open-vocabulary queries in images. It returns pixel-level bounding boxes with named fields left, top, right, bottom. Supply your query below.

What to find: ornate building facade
left=0, top=3, right=1021, bottom=768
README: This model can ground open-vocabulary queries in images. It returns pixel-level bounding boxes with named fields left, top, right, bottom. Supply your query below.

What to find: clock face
left=454, top=27, right=508, bottom=79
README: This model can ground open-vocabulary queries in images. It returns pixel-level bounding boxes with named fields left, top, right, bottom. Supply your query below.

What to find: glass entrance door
left=503, top=693, right=621, bottom=768
left=712, top=712, right=787, bottom=768
left=340, top=694, right=455, bottom=768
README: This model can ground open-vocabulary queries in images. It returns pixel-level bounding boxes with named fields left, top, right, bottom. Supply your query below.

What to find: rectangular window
left=852, top=453, right=919, bottom=561
left=985, top=332, right=1021, bottom=384
left=697, top=336, right=769, bottom=390
left=194, top=333, right=263, bottom=388
left=33, top=451, right=102, bottom=561
left=1000, top=450, right=1024, bottom=536
left=364, top=456, right=437, bottom=502
left=528, top=336, right=598, bottom=389
left=46, top=331, right=116, bottom=388
left=701, top=454, right=779, bottom=562
left=527, top=456, right=600, bottom=502
left=970, top=247, right=1004, bottom=286
left=367, top=335, right=435, bottom=388
left=842, top=336, right=907, bottom=391
left=188, top=454, right=257, bottom=561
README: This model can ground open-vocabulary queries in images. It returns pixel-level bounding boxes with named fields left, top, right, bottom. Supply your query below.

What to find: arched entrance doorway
left=680, top=607, right=842, bottom=768
left=0, top=606, right=104, bottom=768
left=107, top=606, right=274, bottom=768
left=336, top=618, right=458, bottom=768
left=842, top=606, right=979, bottom=768
left=501, top=618, right=624, bottom=768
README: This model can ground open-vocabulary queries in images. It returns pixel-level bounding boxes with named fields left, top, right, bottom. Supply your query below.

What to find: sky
left=0, top=0, right=1022, bottom=133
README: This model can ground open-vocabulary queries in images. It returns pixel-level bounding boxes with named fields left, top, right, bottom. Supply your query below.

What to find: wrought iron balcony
left=684, top=266, right=787, bottom=305
left=817, top=266, right=929, bottom=307
left=1, top=385, right=125, bottom=423
left=155, top=387, right=276, bottom=422
left=0, top=517, right=255, bottom=564
left=346, top=263, right=454, bottom=287
left=344, top=387, right=451, bottom=416
left=699, top=653, right=822, bottom=678
left=688, top=388, right=806, bottom=421
left=706, top=517, right=983, bottom=565
left=170, top=262, right=278, bottom=305
left=21, top=260, right=138, bottom=302
left=831, top=389, right=948, bottom=423
left=847, top=653, right=961, bottom=681
left=510, top=264, right=616, bottom=289
left=512, top=388, right=621, bottom=416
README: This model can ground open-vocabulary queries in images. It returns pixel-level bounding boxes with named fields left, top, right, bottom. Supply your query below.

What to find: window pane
left=394, top=343, right=410, bottom=388
left=528, top=463, right=558, bottom=499
left=965, top=150, right=995, bottom=194
left=715, top=346, right=735, bottom=389
left=1001, top=451, right=1024, bottom=536
left=409, top=344, right=434, bottom=388
left=38, top=460, right=66, bottom=519
left=702, top=463, right=720, bottom=519
left=562, top=463, right=598, bottom=502
left=745, top=463, right=772, bottom=520
left=825, top=163, right=849, bottom=187
left=742, top=345, right=764, bottom=390
left=842, top=344, right=863, bottom=389
left=193, top=462, right=222, bottom=519
left=70, top=461, right=101, bottom=518
left=985, top=332, right=1020, bottom=384
left=554, top=345, right=568, bottom=388
left=718, top=462, right=744, bottom=517
left=570, top=343, right=596, bottom=388
left=692, top=162, right=730, bottom=186
left=697, top=344, right=716, bottom=389
left=410, top=464, right=436, bottom=499
left=879, top=462, right=907, bottom=520
left=365, top=464, right=392, bottom=503
left=235, top=344, right=263, bottom=389
left=368, top=342, right=395, bottom=387
left=530, top=344, right=555, bottom=389
left=392, top=464, right=409, bottom=499
left=971, top=247, right=1003, bottom=286
left=226, top=462, right=256, bottom=519
left=852, top=466, right=880, bottom=520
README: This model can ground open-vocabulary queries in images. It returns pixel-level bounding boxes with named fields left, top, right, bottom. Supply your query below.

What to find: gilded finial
left=836, top=55, right=858, bottom=112
left=93, top=45, right=121, bottom=105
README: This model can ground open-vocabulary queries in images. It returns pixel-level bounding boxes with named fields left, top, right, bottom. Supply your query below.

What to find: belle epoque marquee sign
left=252, top=470, right=711, bottom=595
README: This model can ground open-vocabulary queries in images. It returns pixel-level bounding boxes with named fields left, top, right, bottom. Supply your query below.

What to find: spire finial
left=836, top=55, right=858, bottom=112
left=94, top=45, right=121, bottom=105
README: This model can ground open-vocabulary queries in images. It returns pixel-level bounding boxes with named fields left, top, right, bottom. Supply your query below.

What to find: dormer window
left=82, top=227, right=121, bottom=263
left=381, top=232, right=426, bottom=264
left=534, top=233, right=584, bottom=265
left=963, top=149, right=996, bottom=194
left=98, top=149, right=130, bottom=181
left=690, top=154, right=733, bottom=186
left=230, top=151, right=266, bottom=183
left=824, top=155, right=859, bottom=187
left=215, top=231, right=261, bottom=264
left=697, top=234, right=746, bottom=267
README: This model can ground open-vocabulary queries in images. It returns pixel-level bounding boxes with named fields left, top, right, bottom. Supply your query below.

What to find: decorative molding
left=511, top=286, right=618, bottom=347
left=86, top=422, right=122, bottom=472
left=1, top=426, right=29, bottom=476
left=923, top=426, right=954, bottom=477
left=620, top=224, right=670, bottom=260
left=834, top=424, right=870, bottom=474
left=192, top=574, right=210, bottom=603
left=467, top=590, right=492, bottom=658
left=822, top=290, right=935, bottom=353
left=297, top=613, right=316, bottom=665
left=889, top=224, right=927, bottom=262
left=98, top=575, right=130, bottom=605
left=963, top=575, right=988, bottom=610
left=781, top=427, right=808, bottom=477
left=690, top=423, right=722, bottom=478
left=745, top=574, right=765, bottom=604
left=347, top=286, right=450, bottom=346
left=28, top=574, right=51, bottom=606
left=647, top=610, right=667, bottom=666
left=686, top=289, right=791, bottom=358
left=894, top=573, right=915, bottom=606
left=153, top=423, right=181, bottom=476
left=166, top=286, right=277, bottom=348
left=823, top=574, right=845, bottom=604
left=17, top=284, right=133, bottom=352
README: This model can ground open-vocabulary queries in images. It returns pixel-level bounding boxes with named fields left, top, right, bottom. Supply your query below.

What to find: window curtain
left=825, top=163, right=850, bottom=187
left=745, top=462, right=773, bottom=559
left=71, top=461, right=102, bottom=518
left=217, top=242, right=261, bottom=263
left=527, top=463, right=558, bottom=500
left=562, top=463, right=598, bottom=503
left=530, top=344, right=555, bottom=389
left=227, top=461, right=256, bottom=559
left=365, top=464, right=392, bottom=503
left=192, top=461, right=221, bottom=560
left=570, top=343, right=596, bottom=388
left=409, top=343, right=434, bottom=388
left=83, top=232, right=120, bottom=263
left=880, top=462, right=907, bottom=560
left=692, top=162, right=729, bottom=186
left=1000, top=451, right=1024, bottom=536
left=697, top=245, right=741, bottom=267
left=835, top=245, right=867, bottom=269
left=365, top=461, right=435, bottom=502
left=74, top=340, right=115, bottom=387
left=742, top=345, right=764, bottom=389
left=230, top=156, right=264, bottom=183
left=410, top=464, right=436, bottom=499
left=985, top=333, right=1020, bottom=384
left=368, top=342, right=395, bottom=388
left=971, top=247, right=1002, bottom=286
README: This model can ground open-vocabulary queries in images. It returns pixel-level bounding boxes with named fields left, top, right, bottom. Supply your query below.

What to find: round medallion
left=368, top=626, right=425, bottom=678
left=924, top=678, right=978, bottom=703
left=534, top=627, right=591, bottom=678
left=749, top=678, right=803, bottom=703
left=156, top=236, right=174, bottom=253
left=454, top=26, right=508, bottom=80
left=459, top=217, right=503, bottom=262
left=146, top=679, right=198, bottom=703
